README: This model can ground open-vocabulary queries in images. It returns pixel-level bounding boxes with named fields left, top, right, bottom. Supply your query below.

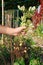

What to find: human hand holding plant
left=10, top=26, right=26, bottom=36
left=0, top=25, right=26, bottom=36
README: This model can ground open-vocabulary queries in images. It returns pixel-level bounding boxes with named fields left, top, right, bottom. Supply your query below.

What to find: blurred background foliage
left=0, top=0, right=39, bottom=24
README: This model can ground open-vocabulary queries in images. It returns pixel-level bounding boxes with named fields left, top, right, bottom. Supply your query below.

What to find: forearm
left=0, top=25, right=16, bottom=36
left=0, top=25, right=26, bottom=36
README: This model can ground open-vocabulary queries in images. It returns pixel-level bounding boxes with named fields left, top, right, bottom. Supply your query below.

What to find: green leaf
left=13, top=62, right=19, bottom=65
left=29, top=59, right=40, bottom=65
left=16, top=57, right=25, bottom=65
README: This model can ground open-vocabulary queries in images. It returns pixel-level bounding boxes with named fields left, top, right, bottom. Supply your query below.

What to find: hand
left=11, top=26, right=26, bottom=36
left=0, top=25, right=26, bottom=36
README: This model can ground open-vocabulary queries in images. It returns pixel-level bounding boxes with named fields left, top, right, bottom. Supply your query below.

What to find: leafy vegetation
left=0, top=2, right=43, bottom=65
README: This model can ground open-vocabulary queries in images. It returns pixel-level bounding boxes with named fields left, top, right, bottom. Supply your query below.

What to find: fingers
left=18, top=26, right=26, bottom=30
left=13, top=26, right=26, bottom=36
left=15, top=26, right=26, bottom=33
left=21, top=26, right=26, bottom=30
left=18, top=26, right=26, bottom=32
left=21, top=31, right=26, bottom=35
left=14, top=30, right=26, bottom=36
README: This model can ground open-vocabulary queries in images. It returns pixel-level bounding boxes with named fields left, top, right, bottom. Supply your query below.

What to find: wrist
left=6, top=27, right=17, bottom=36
